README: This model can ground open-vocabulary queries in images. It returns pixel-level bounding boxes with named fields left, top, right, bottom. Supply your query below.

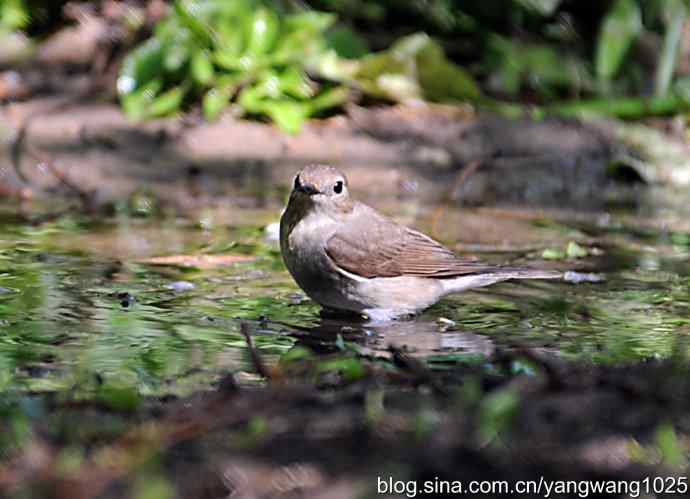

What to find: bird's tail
left=441, top=268, right=562, bottom=295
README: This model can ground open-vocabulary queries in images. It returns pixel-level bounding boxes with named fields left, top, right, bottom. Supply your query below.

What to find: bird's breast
left=281, top=211, right=336, bottom=282
left=280, top=210, right=371, bottom=312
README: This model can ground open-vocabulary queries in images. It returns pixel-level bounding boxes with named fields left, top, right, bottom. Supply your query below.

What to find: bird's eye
left=293, top=175, right=301, bottom=190
left=333, top=181, right=344, bottom=194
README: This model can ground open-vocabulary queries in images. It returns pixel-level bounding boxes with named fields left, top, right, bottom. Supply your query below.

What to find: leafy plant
left=118, top=0, right=351, bottom=133
left=119, top=0, right=483, bottom=132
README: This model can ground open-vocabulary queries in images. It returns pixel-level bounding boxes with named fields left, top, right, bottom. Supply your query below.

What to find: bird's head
left=289, top=164, right=353, bottom=215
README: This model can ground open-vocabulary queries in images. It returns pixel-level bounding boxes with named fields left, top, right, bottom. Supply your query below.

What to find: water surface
left=1, top=187, right=689, bottom=397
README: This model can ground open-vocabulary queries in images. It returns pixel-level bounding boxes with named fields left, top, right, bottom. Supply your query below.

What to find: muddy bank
left=1, top=97, right=642, bottom=211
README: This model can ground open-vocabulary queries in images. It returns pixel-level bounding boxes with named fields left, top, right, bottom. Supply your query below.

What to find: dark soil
left=2, top=329, right=688, bottom=499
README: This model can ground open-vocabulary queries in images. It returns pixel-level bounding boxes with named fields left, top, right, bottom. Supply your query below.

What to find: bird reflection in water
left=287, top=313, right=495, bottom=359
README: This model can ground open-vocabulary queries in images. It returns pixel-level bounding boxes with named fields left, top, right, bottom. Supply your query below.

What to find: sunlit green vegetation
left=117, top=0, right=480, bottom=132
left=113, top=0, right=690, bottom=129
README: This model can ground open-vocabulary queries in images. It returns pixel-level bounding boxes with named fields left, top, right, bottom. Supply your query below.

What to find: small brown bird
left=280, top=165, right=562, bottom=321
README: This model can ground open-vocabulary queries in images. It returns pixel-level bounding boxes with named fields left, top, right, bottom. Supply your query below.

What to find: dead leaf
left=138, top=254, right=254, bottom=269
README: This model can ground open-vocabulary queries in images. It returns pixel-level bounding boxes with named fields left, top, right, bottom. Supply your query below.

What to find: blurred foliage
left=5, top=0, right=690, bottom=126
left=322, top=32, right=480, bottom=102
left=483, top=34, right=591, bottom=99
left=118, top=0, right=482, bottom=132
left=308, top=0, right=690, bottom=116
left=118, top=0, right=351, bottom=132
left=0, top=0, right=68, bottom=35
left=0, top=0, right=28, bottom=30
left=595, top=0, right=643, bottom=88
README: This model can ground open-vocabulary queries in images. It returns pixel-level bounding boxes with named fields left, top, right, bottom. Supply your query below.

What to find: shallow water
left=1, top=187, right=689, bottom=397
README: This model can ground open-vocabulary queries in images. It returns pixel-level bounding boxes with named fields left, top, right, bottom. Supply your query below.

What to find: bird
left=280, top=164, right=562, bottom=321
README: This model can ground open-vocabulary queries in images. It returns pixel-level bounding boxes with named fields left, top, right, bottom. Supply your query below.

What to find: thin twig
left=10, top=122, right=30, bottom=183
left=450, top=159, right=483, bottom=201
left=10, top=95, right=101, bottom=213
left=431, top=160, right=483, bottom=240
left=24, top=144, right=97, bottom=213
left=241, top=321, right=272, bottom=381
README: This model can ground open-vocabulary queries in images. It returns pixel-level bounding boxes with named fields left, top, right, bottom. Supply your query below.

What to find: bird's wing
left=325, top=205, right=500, bottom=279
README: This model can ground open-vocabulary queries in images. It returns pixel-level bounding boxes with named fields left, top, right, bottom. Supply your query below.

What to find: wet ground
left=1, top=180, right=689, bottom=497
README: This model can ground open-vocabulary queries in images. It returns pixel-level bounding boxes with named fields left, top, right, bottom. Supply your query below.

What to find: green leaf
left=243, top=69, right=313, bottom=101
left=308, top=86, right=349, bottom=113
left=655, top=0, right=686, bottom=96
left=191, top=50, right=215, bottom=86
left=283, top=11, right=336, bottom=35
left=542, top=248, right=566, bottom=260
left=163, top=40, right=190, bottom=72
left=173, top=0, right=214, bottom=47
left=148, top=85, right=187, bottom=117
left=213, top=2, right=253, bottom=61
left=121, top=78, right=163, bottom=120
left=213, top=50, right=243, bottom=71
left=237, top=84, right=264, bottom=110
left=239, top=83, right=310, bottom=133
left=118, top=38, right=165, bottom=95
left=273, top=12, right=335, bottom=64
left=595, top=0, right=642, bottom=84
left=274, top=67, right=314, bottom=99
left=566, top=241, right=588, bottom=259
left=261, top=100, right=311, bottom=134
left=203, top=86, right=232, bottom=120
left=655, top=423, right=684, bottom=467
left=245, top=7, right=279, bottom=56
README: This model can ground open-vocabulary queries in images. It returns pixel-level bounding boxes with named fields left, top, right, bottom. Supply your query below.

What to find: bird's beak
left=295, top=182, right=319, bottom=196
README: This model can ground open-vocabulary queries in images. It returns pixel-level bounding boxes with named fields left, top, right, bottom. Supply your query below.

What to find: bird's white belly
left=354, top=275, right=445, bottom=320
